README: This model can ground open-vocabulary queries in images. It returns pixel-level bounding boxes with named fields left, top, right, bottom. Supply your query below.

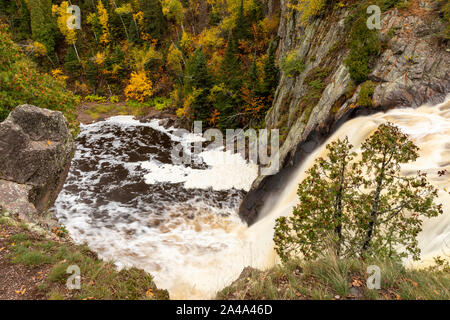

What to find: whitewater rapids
left=54, top=96, right=450, bottom=299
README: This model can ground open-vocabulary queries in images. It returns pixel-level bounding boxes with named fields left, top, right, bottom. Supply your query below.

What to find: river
left=54, top=96, right=450, bottom=299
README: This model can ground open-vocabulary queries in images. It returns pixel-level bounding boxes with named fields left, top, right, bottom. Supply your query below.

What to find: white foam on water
left=141, top=149, right=258, bottom=191
left=55, top=115, right=259, bottom=299
left=247, top=96, right=450, bottom=272
left=56, top=97, right=450, bottom=300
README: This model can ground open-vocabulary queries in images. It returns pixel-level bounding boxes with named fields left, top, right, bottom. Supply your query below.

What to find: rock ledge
left=0, top=105, right=75, bottom=221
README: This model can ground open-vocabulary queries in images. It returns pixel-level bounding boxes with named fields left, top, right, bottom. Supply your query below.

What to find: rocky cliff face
left=0, top=105, right=75, bottom=222
left=239, top=0, right=450, bottom=224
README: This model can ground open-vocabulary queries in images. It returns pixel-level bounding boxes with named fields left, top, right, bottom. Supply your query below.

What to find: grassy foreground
left=217, top=254, right=450, bottom=300
left=2, top=214, right=448, bottom=300
left=0, top=216, right=169, bottom=300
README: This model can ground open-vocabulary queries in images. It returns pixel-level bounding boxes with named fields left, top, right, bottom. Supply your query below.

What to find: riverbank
left=2, top=211, right=449, bottom=300
left=217, top=254, right=450, bottom=300
left=76, top=102, right=178, bottom=125
left=0, top=215, right=169, bottom=300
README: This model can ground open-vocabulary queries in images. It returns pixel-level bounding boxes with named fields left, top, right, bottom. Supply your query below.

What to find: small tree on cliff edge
left=356, top=123, right=442, bottom=260
left=274, top=123, right=443, bottom=262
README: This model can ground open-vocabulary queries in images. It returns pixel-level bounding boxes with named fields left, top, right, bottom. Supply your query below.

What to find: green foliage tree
left=104, top=45, right=129, bottom=90
left=185, top=48, right=213, bottom=122
left=357, top=123, right=442, bottom=259
left=274, top=123, right=443, bottom=262
left=344, top=10, right=381, bottom=83
left=28, top=0, right=56, bottom=58
left=2, top=0, right=31, bottom=41
left=128, top=17, right=140, bottom=43
left=208, top=84, right=240, bottom=130
left=248, top=56, right=260, bottom=92
left=233, top=0, right=250, bottom=41
left=64, top=45, right=82, bottom=77
left=138, top=0, right=167, bottom=41
left=109, top=8, right=127, bottom=42
left=85, top=58, right=100, bottom=93
left=0, top=25, right=78, bottom=134
left=260, top=38, right=279, bottom=98
left=274, top=137, right=360, bottom=261
left=219, top=34, right=243, bottom=91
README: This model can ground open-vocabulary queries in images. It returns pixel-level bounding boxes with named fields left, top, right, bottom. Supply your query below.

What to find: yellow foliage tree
left=97, top=0, right=111, bottom=44
left=51, top=68, right=68, bottom=86
left=52, top=1, right=77, bottom=45
left=219, top=0, right=260, bottom=32
left=115, top=3, right=133, bottom=15
left=124, top=70, right=153, bottom=102
left=196, top=27, right=224, bottom=51
left=94, top=51, right=106, bottom=65
left=176, top=87, right=202, bottom=119
left=208, top=109, right=220, bottom=126
left=287, top=0, right=325, bottom=25
left=130, top=46, right=163, bottom=71
left=133, top=10, right=152, bottom=41
left=52, top=1, right=81, bottom=62
left=180, top=31, right=193, bottom=53
left=161, top=0, right=184, bottom=25
left=25, top=41, right=48, bottom=57
left=166, top=44, right=183, bottom=75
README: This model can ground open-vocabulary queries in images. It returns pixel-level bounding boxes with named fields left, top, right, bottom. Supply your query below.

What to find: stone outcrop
left=239, top=0, right=450, bottom=224
left=0, top=105, right=75, bottom=221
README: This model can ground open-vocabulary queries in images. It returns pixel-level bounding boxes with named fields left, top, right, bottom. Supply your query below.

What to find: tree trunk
left=73, top=43, right=81, bottom=63
left=334, top=160, right=346, bottom=256
left=362, top=153, right=387, bottom=253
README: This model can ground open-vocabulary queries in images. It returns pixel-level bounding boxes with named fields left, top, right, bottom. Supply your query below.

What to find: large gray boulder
left=0, top=105, right=75, bottom=220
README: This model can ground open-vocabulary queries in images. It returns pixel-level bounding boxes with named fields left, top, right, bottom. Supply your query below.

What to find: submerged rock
left=0, top=105, right=75, bottom=221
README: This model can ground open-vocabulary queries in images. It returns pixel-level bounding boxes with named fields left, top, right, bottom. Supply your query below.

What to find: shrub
left=279, top=49, right=305, bottom=77
left=124, top=70, right=153, bottom=102
left=85, top=95, right=107, bottom=103
left=151, top=97, right=172, bottom=110
left=287, top=0, right=327, bottom=25
left=357, top=80, right=375, bottom=107
left=0, top=24, right=79, bottom=135
left=439, top=0, right=450, bottom=41
left=110, top=95, right=119, bottom=103
left=344, top=6, right=381, bottom=83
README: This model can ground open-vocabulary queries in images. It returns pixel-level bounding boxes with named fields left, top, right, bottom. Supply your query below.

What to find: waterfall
left=245, top=95, right=450, bottom=273
left=55, top=96, right=450, bottom=299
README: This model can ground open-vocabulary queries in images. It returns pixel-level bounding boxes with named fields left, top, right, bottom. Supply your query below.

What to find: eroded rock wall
left=239, top=0, right=450, bottom=224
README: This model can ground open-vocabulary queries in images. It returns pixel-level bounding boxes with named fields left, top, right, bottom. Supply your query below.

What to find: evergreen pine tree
left=110, top=10, right=126, bottom=42
left=247, top=0, right=263, bottom=24
left=5, top=0, right=31, bottom=41
left=248, top=55, right=259, bottom=92
left=128, top=18, right=140, bottom=43
left=28, top=0, right=56, bottom=56
left=185, top=48, right=213, bottom=122
left=86, top=58, right=99, bottom=93
left=16, top=0, right=31, bottom=40
left=233, top=0, right=249, bottom=41
left=219, top=33, right=243, bottom=91
left=185, top=48, right=212, bottom=92
left=260, top=38, right=279, bottom=98
left=65, top=45, right=82, bottom=77
left=138, top=0, right=167, bottom=41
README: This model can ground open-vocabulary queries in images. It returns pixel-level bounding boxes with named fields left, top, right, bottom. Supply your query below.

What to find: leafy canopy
left=274, top=123, right=443, bottom=262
